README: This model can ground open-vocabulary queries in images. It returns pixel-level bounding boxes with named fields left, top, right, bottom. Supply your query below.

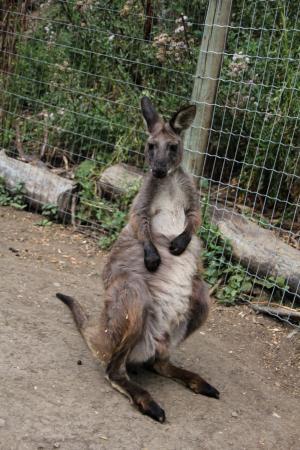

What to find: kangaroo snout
left=152, top=167, right=167, bottom=178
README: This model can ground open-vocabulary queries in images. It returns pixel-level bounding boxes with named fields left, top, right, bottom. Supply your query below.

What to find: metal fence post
left=184, top=0, right=232, bottom=179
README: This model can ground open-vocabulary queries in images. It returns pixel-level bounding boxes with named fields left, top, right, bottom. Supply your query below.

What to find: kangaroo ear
left=141, top=96, right=161, bottom=133
left=169, top=104, right=196, bottom=134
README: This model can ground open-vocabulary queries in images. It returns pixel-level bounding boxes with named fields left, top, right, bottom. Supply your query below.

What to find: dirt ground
left=0, top=206, right=299, bottom=450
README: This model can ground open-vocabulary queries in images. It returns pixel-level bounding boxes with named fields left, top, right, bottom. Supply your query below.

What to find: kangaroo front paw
left=169, top=231, right=191, bottom=255
left=144, top=242, right=161, bottom=272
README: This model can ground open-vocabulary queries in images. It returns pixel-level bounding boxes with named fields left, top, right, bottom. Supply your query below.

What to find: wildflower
left=175, top=26, right=185, bottom=34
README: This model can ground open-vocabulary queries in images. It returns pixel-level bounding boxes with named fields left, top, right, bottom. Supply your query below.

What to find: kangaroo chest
left=150, top=177, right=187, bottom=238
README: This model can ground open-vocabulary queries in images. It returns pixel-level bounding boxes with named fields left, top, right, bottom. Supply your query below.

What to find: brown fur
left=56, top=97, right=219, bottom=423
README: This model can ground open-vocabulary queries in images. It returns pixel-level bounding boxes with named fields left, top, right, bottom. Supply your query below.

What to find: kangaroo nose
left=153, top=168, right=167, bottom=178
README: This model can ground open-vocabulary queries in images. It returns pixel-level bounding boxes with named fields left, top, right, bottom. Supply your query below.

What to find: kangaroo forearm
left=169, top=209, right=199, bottom=256
left=130, top=213, right=153, bottom=243
left=185, top=209, right=201, bottom=235
left=129, top=175, right=158, bottom=244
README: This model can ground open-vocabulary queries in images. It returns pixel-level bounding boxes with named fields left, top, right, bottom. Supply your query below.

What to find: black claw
left=169, top=231, right=191, bottom=256
left=144, top=242, right=161, bottom=272
left=138, top=400, right=166, bottom=423
left=201, top=382, right=220, bottom=399
left=145, top=254, right=161, bottom=272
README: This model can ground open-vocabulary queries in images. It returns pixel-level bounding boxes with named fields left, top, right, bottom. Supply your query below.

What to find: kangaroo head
left=141, top=97, right=196, bottom=179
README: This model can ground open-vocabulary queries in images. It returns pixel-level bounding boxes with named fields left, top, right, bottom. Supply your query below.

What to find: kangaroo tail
left=56, top=293, right=88, bottom=331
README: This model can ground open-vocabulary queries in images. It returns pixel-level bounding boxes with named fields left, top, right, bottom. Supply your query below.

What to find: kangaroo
left=56, top=97, right=219, bottom=423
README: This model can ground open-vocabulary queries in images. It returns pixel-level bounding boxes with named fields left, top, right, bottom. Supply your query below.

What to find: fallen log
left=0, top=149, right=76, bottom=216
left=210, top=204, right=300, bottom=296
left=249, top=303, right=300, bottom=321
left=98, top=163, right=143, bottom=198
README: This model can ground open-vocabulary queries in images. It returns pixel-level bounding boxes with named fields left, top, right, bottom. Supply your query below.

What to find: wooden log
left=210, top=204, right=300, bottom=296
left=0, top=149, right=76, bottom=215
left=98, top=163, right=143, bottom=198
left=249, top=304, right=300, bottom=321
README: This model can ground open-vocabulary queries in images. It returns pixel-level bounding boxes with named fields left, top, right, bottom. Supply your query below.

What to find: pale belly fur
left=128, top=179, right=201, bottom=363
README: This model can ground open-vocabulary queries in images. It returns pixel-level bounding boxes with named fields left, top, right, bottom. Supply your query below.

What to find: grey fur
left=56, top=97, right=215, bottom=422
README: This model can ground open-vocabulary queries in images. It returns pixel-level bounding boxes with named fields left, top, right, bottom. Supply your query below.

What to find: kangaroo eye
left=148, top=143, right=154, bottom=151
left=169, top=144, right=178, bottom=153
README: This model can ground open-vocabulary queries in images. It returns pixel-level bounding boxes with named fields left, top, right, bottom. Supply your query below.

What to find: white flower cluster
left=40, top=0, right=53, bottom=9
left=232, top=52, right=250, bottom=64
left=175, top=26, right=185, bottom=34
left=176, top=16, right=188, bottom=22
left=44, top=22, right=55, bottom=44
left=174, top=15, right=192, bottom=34
left=120, top=0, right=134, bottom=17
left=229, top=52, right=250, bottom=77
left=39, top=111, right=55, bottom=120
left=54, top=60, right=70, bottom=72
left=153, top=15, right=193, bottom=63
left=76, top=0, right=95, bottom=12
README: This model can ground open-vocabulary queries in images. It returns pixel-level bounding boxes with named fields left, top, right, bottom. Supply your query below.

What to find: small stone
left=53, top=443, right=60, bottom=449
left=231, top=411, right=238, bottom=418
left=0, top=418, right=6, bottom=427
left=98, top=435, right=108, bottom=440
left=77, top=360, right=82, bottom=365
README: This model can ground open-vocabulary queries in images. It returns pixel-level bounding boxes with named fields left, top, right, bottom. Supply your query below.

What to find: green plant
left=199, top=200, right=289, bottom=305
left=0, top=178, right=27, bottom=209
left=34, top=203, right=59, bottom=226
left=34, top=218, right=53, bottom=227
left=216, top=265, right=253, bottom=304
left=97, top=181, right=141, bottom=249
left=41, top=203, right=59, bottom=221
left=72, top=158, right=141, bottom=248
left=0, top=179, right=11, bottom=206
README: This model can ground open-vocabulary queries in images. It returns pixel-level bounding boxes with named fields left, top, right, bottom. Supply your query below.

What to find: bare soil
left=0, top=207, right=299, bottom=450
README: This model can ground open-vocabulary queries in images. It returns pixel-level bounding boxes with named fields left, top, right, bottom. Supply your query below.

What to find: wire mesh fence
left=0, top=0, right=299, bottom=326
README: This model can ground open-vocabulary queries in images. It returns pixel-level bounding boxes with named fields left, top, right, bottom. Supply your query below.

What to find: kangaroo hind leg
left=105, top=276, right=165, bottom=423
left=150, top=357, right=219, bottom=399
left=145, top=276, right=219, bottom=399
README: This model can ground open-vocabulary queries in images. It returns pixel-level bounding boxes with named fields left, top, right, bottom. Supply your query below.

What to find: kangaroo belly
left=151, top=207, right=186, bottom=237
left=128, top=236, right=201, bottom=363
